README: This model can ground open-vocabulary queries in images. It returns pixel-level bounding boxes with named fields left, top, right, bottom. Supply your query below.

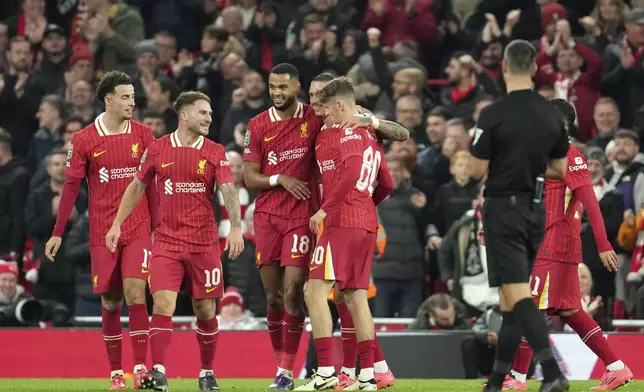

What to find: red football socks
left=358, top=339, right=375, bottom=371
left=150, top=314, right=173, bottom=369
left=315, top=337, right=335, bottom=368
left=196, top=317, right=220, bottom=370
left=374, top=335, right=386, bottom=364
left=562, top=311, right=619, bottom=366
left=336, top=302, right=358, bottom=369
left=280, top=312, right=305, bottom=371
left=512, top=337, right=533, bottom=376
left=127, top=304, right=149, bottom=366
left=266, top=308, right=284, bottom=365
left=102, top=306, right=123, bottom=371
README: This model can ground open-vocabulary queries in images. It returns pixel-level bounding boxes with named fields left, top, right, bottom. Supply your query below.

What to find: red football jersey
left=315, top=125, right=385, bottom=232
left=137, top=131, right=234, bottom=252
left=65, top=113, right=154, bottom=246
left=538, top=143, right=593, bottom=264
left=243, top=102, right=323, bottom=218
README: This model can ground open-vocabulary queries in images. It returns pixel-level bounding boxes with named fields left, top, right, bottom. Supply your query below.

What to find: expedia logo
left=340, top=134, right=362, bottom=144
left=569, top=164, right=588, bottom=172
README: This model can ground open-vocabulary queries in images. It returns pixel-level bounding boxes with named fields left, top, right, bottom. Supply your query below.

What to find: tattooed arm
left=219, top=182, right=244, bottom=258
left=354, top=113, right=410, bottom=141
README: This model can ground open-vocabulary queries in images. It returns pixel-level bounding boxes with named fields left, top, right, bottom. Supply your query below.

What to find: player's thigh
left=187, top=247, right=224, bottom=300
left=89, top=246, right=121, bottom=294
left=120, top=233, right=153, bottom=281
left=281, top=220, right=313, bottom=268
left=531, top=259, right=581, bottom=312
left=148, top=248, right=185, bottom=295
left=253, top=212, right=283, bottom=268
left=339, top=230, right=376, bottom=291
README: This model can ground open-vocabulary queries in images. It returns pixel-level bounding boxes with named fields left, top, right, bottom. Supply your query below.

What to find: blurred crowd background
left=1, top=0, right=644, bottom=359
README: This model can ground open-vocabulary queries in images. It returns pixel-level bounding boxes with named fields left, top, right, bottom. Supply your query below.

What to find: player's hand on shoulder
left=105, top=225, right=121, bottom=253
left=599, top=250, right=618, bottom=272
left=44, top=236, right=62, bottom=262
left=278, top=174, right=310, bottom=200
left=225, top=227, right=244, bottom=259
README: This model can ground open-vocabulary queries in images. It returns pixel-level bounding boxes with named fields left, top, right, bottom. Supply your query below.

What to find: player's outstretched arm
left=353, top=114, right=410, bottom=141
left=219, top=182, right=244, bottom=259
left=106, top=179, right=147, bottom=251
left=45, top=175, right=83, bottom=262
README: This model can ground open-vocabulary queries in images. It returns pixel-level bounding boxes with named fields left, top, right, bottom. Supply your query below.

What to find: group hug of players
left=40, top=61, right=631, bottom=392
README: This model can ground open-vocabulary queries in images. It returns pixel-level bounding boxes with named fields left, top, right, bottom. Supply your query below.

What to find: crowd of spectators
left=1, top=0, right=644, bottom=351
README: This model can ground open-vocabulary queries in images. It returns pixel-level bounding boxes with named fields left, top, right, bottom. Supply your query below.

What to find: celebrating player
left=44, top=71, right=157, bottom=390
left=106, top=91, right=244, bottom=391
left=309, top=73, right=396, bottom=390
left=296, top=77, right=394, bottom=391
left=497, top=99, right=631, bottom=391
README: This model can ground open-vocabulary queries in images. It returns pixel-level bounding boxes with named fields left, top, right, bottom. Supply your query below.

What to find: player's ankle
left=606, top=360, right=625, bottom=371
left=110, top=370, right=124, bottom=378
left=133, top=364, right=146, bottom=373
left=199, top=369, right=213, bottom=378
left=153, top=365, right=166, bottom=374
left=341, top=367, right=356, bottom=378
left=374, top=361, right=388, bottom=373
left=510, top=370, right=527, bottom=382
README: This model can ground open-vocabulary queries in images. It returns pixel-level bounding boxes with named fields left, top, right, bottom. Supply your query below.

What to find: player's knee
left=152, top=293, right=176, bottom=316
left=101, top=292, right=124, bottom=311
left=334, top=287, right=345, bottom=304
left=303, top=281, right=324, bottom=305
left=192, top=299, right=216, bottom=320
left=123, top=278, right=147, bottom=305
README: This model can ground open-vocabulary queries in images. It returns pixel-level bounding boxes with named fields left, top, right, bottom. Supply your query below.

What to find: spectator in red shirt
left=361, top=0, right=437, bottom=48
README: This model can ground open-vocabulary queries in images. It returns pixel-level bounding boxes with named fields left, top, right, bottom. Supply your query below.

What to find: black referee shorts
left=483, top=195, right=545, bottom=288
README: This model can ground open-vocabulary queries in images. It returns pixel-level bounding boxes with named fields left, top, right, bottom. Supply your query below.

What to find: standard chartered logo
left=164, top=179, right=173, bottom=195
left=164, top=178, right=206, bottom=195
left=100, top=166, right=137, bottom=183
left=267, top=151, right=277, bottom=165
left=99, top=167, right=109, bottom=183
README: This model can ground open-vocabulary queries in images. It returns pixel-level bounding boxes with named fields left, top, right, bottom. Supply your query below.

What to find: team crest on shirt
left=197, top=159, right=207, bottom=175
left=131, top=143, right=139, bottom=158
left=300, top=122, right=308, bottom=138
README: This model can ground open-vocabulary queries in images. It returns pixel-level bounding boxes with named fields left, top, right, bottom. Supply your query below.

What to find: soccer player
left=309, top=73, right=396, bottom=390
left=296, top=77, right=394, bottom=391
left=43, top=71, right=158, bottom=390
left=501, top=100, right=632, bottom=392
left=105, top=91, right=243, bottom=391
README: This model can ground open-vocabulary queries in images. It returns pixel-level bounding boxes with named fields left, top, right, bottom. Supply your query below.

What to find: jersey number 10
left=356, top=146, right=381, bottom=196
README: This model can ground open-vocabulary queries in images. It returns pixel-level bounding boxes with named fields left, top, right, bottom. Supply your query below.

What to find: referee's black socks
left=487, top=311, right=522, bottom=388
left=513, top=298, right=563, bottom=382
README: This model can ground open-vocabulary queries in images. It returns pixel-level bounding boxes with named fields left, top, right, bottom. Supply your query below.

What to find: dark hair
left=614, top=129, right=640, bottom=145
left=445, top=117, right=467, bottom=131
left=41, top=95, right=64, bottom=116
left=158, top=78, right=181, bottom=103
left=312, top=72, right=336, bottom=83
left=203, top=24, right=229, bottom=42
left=270, top=63, right=299, bottom=80
left=174, top=91, right=211, bottom=113
left=427, top=293, right=453, bottom=313
left=142, top=109, right=165, bottom=121
left=503, top=40, right=536, bottom=75
left=428, top=106, right=452, bottom=121
left=9, top=35, right=29, bottom=50
left=0, top=127, right=11, bottom=146
left=155, top=30, right=176, bottom=42
left=65, top=115, right=86, bottom=127
left=549, top=98, right=577, bottom=125
left=50, top=148, right=68, bottom=157
left=96, top=71, right=132, bottom=102
left=303, top=13, right=326, bottom=28
left=316, top=77, right=355, bottom=103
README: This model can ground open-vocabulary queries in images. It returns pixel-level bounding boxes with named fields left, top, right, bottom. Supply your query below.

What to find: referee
left=471, top=40, right=570, bottom=392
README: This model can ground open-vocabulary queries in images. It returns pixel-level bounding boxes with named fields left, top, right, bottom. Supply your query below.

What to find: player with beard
left=309, top=73, right=397, bottom=390
left=107, top=91, right=244, bottom=391
left=44, top=71, right=158, bottom=390
left=244, top=64, right=409, bottom=390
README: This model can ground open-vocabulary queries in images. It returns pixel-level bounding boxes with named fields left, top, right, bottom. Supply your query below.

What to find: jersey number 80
left=356, top=146, right=381, bottom=196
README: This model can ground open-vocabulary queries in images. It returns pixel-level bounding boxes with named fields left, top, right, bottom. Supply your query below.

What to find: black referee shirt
left=470, top=89, right=569, bottom=197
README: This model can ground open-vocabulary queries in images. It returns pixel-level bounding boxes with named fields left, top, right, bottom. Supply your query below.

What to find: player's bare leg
left=123, top=277, right=150, bottom=389
left=193, top=298, right=221, bottom=391
left=101, top=291, right=126, bottom=390
left=334, top=288, right=394, bottom=390
left=295, top=279, right=338, bottom=391
left=507, top=308, right=632, bottom=391
left=143, top=290, right=176, bottom=391
left=343, top=288, right=377, bottom=391
left=484, top=285, right=568, bottom=392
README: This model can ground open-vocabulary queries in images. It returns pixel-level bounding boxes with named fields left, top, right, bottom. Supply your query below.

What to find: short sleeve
left=339, top=127, right=366, bottom=161
left=470, top=107, right=493, bottom=160
left=215, top=147, right=235, bottom=185
left=243, top=118, right=262, bottom=164
left=564, top=148, right=592, bottom=191
left=137, top=141, right=158, bottom=185
left=65, top=133, right=88, bottom=178
left=549, top=119, right=570, bottom=159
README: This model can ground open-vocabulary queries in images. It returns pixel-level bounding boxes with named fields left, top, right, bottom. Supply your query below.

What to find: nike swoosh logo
left=315, top=144, right=321, bottom=150
left=291, top=254, right=305, bottom=259
left=315, top=381, right=333, bottom=390
left=264, top=135, right=277, bottom=142
left=204, top=339, right=216, bottom=344
left=161, top=162, right=174, bottom=168
left=93, top=151, right=106, bottom=158
left=309, top=265, right=320, bottom=271
left=205, top=287, right=217, bottom=293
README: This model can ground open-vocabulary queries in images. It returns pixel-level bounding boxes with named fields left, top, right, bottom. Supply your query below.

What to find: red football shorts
left=89, top=233, right=152, bottom=294
left=309, top=227, right=376, bottom=290
left=149, top=246, right=224, bottom=299
left=253, top=212, right=313, bottom=269
left=531, top=258, right=582, bottom=313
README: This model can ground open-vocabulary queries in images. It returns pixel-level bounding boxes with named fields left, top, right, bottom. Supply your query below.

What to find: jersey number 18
left=356, top=146, right=381, bottom=196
